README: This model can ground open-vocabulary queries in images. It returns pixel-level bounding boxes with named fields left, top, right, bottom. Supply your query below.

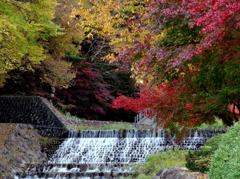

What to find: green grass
left=39, top=137, right=58, bottom=146
left=125, top=150, right=187, bottom=179
left=74, top=123, right=135, bottom=130
left=63, top=112, right=86, bottom=120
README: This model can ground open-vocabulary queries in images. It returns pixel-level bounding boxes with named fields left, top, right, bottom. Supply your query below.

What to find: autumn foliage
left=0, top=0, right=239, bottom=127
left=111, top=0, right=240, bottom=129
left=112, top=79, right=205, bottom=129
left=52, top=59, right=114, bottom=120
left=112, top=82, right=185, bottom=127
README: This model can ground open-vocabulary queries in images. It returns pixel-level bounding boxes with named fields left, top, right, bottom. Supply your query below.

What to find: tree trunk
left=217, top=113, right=234, bottom=126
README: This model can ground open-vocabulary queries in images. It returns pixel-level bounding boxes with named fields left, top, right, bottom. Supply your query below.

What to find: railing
left=134, top=112, right=156, bottom=124
left=134, top=113, right=145, bottom=123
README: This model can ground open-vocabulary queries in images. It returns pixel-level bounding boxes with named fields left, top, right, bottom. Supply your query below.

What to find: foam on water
left=15, top=129, right=226, bottom=178
left=48, top=137, right=166, bottom=165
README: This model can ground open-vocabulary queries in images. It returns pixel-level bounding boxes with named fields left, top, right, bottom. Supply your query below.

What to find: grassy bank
left=74, top=123, right=135, bottom=130
left=126, top=150, right=187, bottom=179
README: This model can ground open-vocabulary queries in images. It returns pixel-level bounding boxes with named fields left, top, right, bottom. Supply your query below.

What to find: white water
left=15, top=129, right=225, bottom=178
left=48, top=137, right=165, bottom=165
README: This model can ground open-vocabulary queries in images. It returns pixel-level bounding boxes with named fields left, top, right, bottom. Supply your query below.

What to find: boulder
left=153, top=167, right=196, bottom=179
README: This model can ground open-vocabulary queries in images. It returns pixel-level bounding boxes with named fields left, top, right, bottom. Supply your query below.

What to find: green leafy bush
left=195, top=117, right=227, bottom=129
left=209, top=122, right=240, bottom=179
left=185, top=134, right=223, bottom=173
left=130, top=150, right=187, bottom=179
left=185, top=151, right=211, bottom=173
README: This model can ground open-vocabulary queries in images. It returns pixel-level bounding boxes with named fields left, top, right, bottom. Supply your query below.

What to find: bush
left=185, top=151, right=211, bottom=173
left=209, top=122, right=240, bottom=179
left=195, top=117, right=227, bottom=129
left=130, top=150, right=187, bottom=179
left=185, top=134, right=223, bottom=173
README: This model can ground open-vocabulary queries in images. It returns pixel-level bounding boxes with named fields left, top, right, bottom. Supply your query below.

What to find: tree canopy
left=0, top=0, right=81, bottom=88
left=1, top=0, right=239, bottom=126
left=110, top=0, right=240, bottom=130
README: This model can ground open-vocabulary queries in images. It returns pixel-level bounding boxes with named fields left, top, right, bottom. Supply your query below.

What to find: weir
left=15, top=129, right=226, bottom=179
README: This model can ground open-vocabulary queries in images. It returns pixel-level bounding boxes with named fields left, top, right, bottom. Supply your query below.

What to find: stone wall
left=0, top=97, right=68, bottom=137
left=0, top=124, right=47, bottom=179
left=0, top=96, right=153, bottom=135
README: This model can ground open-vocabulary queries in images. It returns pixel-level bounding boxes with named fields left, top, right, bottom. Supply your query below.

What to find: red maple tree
left=112, top=0, right=240, bottom=130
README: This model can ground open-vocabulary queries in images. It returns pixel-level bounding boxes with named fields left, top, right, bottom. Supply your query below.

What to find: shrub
left=195, top=117, right=227, bottom=129
left=185, top=151, right=211, bottom=173
left=130, top=150, right=187, bottom=179
left=209, top=122, right=240, bottom=179
left=185, top=134, right=223, bottom=173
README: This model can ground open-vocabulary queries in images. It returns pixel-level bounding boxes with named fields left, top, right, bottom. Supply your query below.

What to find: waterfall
left=14, top=129, right=226, bottom=179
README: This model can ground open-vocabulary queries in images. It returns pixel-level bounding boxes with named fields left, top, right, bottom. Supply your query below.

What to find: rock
left=79, top=164, right=88, bottom=172
left=0, top=167, right=9, bottom=172
left=111, top=170, right=119, bottom=178
left=3, top=173, right=15, bottom=179
left=93, top=176, right=102, bottom=179
left=99, top=164, right=105, bottom=171
left=0, top=124, right=48, bottom=178
left=154, top=167, right=196, bottom=179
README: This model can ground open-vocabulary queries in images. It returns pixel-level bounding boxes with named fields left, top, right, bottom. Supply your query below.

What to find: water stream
left=15, top=129, right=225, bottom=179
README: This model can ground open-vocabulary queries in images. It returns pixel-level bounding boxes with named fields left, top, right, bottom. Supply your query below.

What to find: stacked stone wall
left=0, top=124, right=47, bottom=179
left=0, top=97, right=68, bottom=137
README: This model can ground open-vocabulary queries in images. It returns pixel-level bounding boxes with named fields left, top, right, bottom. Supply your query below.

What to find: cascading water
left=15, top=129, right=226, bottom=179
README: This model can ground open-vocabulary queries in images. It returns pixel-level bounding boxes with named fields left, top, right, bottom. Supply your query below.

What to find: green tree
left=0, top=0, right=57, bottom=86
left=0, top=0, right=81, bottom=88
